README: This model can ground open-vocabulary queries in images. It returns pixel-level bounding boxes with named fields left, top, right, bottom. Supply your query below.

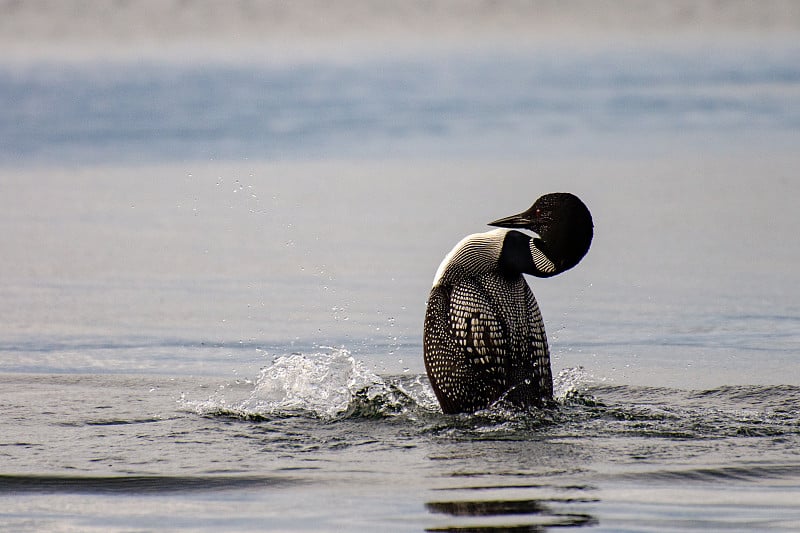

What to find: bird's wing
left=424, top=278, right=512, bottom=413
left=448, top=278, right=513, bottom=392
left=449, top=275, right=554, bottom=407
left=523, top=281, right=553, bottom=398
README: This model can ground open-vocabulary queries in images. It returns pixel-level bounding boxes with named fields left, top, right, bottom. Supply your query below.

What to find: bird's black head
left=489, top=192, right=593, bottom=272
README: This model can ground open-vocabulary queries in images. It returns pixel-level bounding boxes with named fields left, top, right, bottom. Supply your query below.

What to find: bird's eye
left=535, top=208, right=542, bottom=217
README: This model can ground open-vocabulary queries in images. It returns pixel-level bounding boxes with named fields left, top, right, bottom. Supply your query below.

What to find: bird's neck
left=498, top=230, right=556, bottom=278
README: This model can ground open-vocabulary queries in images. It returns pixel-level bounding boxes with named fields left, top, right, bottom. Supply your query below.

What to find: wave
left=610, top=463, right=800, bottom=485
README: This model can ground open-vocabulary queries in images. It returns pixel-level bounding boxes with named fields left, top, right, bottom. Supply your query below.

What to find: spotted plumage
left=423, top=193, right=593, bottom=414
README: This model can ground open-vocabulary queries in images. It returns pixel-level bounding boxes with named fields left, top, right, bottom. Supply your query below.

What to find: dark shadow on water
left=0, top=474, right=297, bottom=495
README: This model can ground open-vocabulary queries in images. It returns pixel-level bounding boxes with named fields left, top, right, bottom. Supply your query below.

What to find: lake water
left=1, top=2, right=800, bottom=531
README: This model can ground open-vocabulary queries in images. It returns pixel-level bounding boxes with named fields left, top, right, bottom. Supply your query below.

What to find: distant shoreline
left=2, top=0, right=800, bottom=61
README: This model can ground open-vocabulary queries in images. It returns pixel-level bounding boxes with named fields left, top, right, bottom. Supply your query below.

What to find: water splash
left=184, top=358, right=607, bottom=423
left=186, top=348, right=439, bottom=420
left=553, top=366, right=603, bottom=405
left=182, top=355, right=800, bottom=449
left=244, top=349, right=379, bottom=418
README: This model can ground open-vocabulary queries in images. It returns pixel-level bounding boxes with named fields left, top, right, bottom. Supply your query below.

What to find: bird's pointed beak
left=488, top=211, right=533, bottom=228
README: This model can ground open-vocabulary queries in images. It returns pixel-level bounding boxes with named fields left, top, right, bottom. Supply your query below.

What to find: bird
left=423, top=192, right=593, bottom=414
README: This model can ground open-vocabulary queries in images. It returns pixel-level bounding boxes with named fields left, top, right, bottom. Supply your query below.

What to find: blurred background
left=2, top=0, right=800, bottom=59
left=0, top=0, right=798, bottom=385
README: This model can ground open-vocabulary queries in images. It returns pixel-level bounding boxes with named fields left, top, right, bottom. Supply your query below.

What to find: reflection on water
left=426, top=483, right=598, bottom=531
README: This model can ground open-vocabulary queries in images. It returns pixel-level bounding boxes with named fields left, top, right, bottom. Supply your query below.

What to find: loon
left=423, top=193, right=593, bottom=414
